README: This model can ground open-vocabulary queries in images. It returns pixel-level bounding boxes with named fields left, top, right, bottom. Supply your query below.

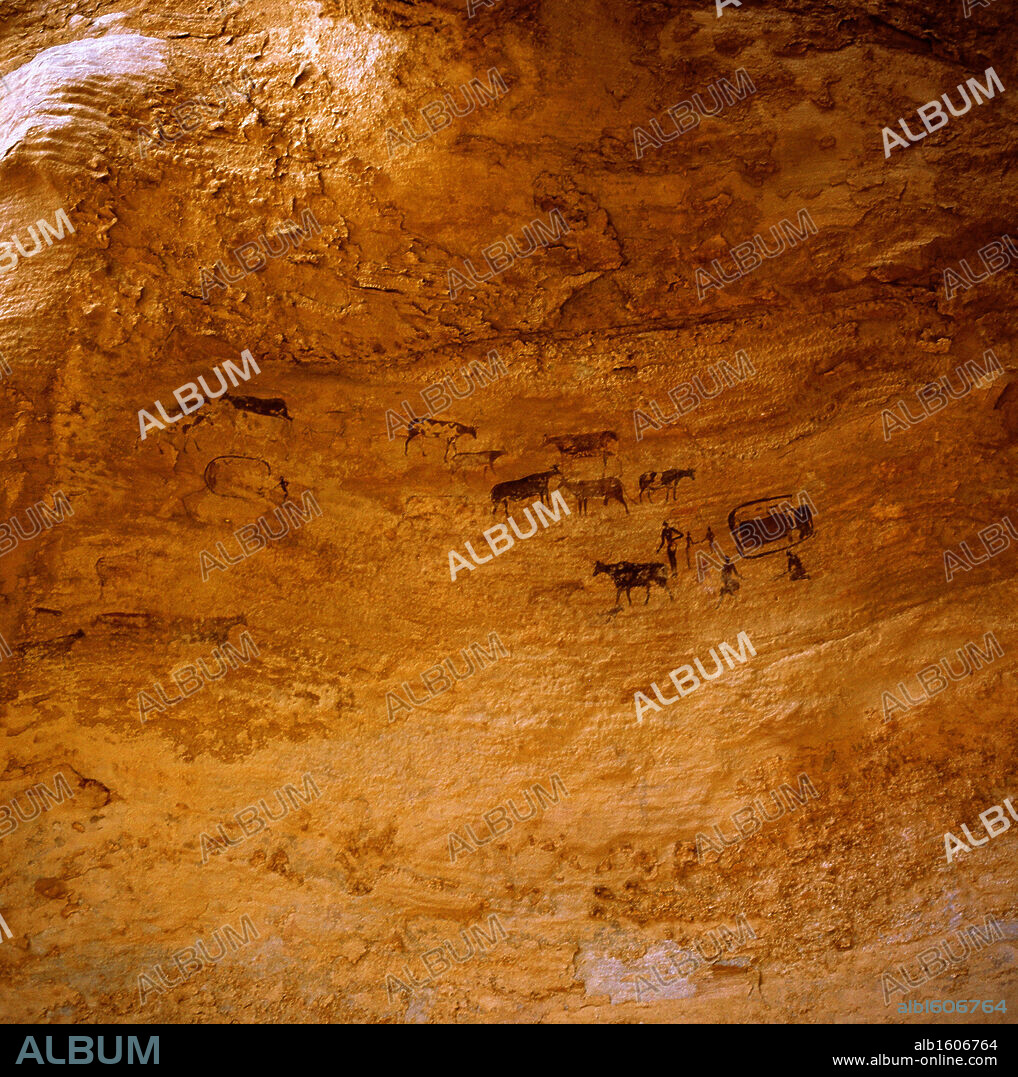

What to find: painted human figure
left=685, top=530, right=695, bottom=569
left=705, top=525, right=716, bottom=552
left=785, top=549, right=810, bottom=581
left=657, top=522, right=684, bottom=576
left=718, top=553, right=742, bottom=603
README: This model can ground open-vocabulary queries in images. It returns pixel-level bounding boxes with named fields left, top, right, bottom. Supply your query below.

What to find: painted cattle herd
left=397, top=416, right=815, bottom=610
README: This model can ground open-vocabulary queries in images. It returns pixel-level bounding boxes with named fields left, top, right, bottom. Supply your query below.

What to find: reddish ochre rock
left=0, top=0, right=1016, bottom=1025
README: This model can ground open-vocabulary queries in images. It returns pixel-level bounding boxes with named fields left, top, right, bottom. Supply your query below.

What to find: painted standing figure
left=657, top=522, right=684, bottom=576
left=718, top=553, right=742, bottom=604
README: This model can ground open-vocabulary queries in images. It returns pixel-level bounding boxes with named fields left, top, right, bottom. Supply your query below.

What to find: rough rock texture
left=0, top=0, right=1016, bottom=1024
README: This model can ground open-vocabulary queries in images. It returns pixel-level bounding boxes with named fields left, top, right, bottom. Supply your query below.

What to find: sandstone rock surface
left=0, top=0, right=1015, bottom=1024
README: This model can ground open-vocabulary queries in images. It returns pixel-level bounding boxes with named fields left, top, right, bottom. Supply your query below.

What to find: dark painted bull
left=593, top=560, right=672, bottom=606
left=490, top=466, right=560, bottom=515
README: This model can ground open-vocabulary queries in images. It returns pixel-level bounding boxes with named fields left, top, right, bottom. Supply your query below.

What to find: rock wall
left=0, top=0, right=1015, bottom=1024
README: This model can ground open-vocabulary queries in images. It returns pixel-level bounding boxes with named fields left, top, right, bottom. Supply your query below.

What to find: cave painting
left=490, top=466, right=560, bottom=516
left=543, top=430, right=618, bottom=468
left=559, top=477, right=628, bottom=515
left=656, top=521, right=684, bottom=575
left=449, top=449, right=506, bottom=474
left=593, top=560, right=673, bottom=607
left=203, top=454, right=286, bottom=503
left=717, top=554, right=742, bottom=605
left=638, top=468, right=696, bottom=502
left=225, top=394, right=293, bottom=421
left=405, top=417, right=477, bottom=459
left=727, top=494, right=814, bottom=559
left=783, top=549, right=810, bottom=581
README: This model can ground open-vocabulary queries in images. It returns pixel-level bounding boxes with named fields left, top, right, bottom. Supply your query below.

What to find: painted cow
left=638, top=468, right=696, bottom=502
left=490, top=466, right=560, bottom=515
left=543, top=430, right=618, bottom=467
left=560, top=477, right=628, bottom=515
left=593, top=560, right=672, bottom=606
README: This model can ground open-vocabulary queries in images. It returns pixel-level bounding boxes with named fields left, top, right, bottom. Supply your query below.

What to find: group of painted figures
left=403, top=416, right=814, bottom=609
left=656, top=519, right=809, bottom=600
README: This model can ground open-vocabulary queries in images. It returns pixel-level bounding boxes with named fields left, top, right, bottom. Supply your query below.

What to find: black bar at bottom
left=0, top=1021, right=1013, bottom=1067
